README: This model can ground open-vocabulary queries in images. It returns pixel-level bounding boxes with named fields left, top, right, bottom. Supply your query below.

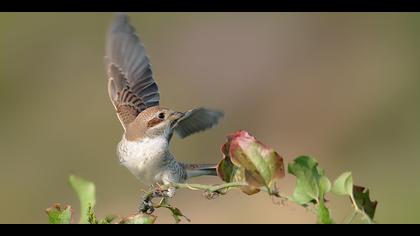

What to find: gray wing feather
left=174, top=108, right=224, bottom=138
left=106, top=13, right=160, bottom=112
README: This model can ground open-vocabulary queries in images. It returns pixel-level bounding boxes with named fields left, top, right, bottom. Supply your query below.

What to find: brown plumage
left=106, top=14, right=159, bottom=129
left=105, top=13, right=224, bottom=190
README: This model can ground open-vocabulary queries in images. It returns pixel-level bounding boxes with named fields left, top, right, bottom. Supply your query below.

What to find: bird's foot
left=138, top=193, right=155, bottom=214
left=153, top=185, right=176, bottom=198
left=166, top=187, right=176, bottom=198
left=138, top=186, right=176, bottom=214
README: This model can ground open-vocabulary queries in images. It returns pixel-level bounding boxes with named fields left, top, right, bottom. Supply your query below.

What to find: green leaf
left=319, top=176, right=331, bottom=195
left=68, top=175, right=96, bottom=224
left=317, top=200, right=333, bottom=224
left=165, top=206, right=190, bottom=224
left=158, top=198, right=191, bottom=223
left=353, top=185, right=378, bottom=220
left=318, top=177, right=333, bottom=223
left=288, top=156, right=328, bottom=204
left=288, top=156, right=334, bottom=224
left=119, top=214, right=157, bottom=224
left=331, top=173, right=378, bottom=223
left=332, top=172, right=353, bottom=196
left=318, top=177, right=333, bottom=224
left=46, top=204, right=73, bottom=224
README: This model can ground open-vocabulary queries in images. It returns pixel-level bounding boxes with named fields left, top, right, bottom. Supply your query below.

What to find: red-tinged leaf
left=217, top=142, right=238, bottom=183
left=229, top=131, right=285, bottom=189
left=217, top=130, right=285, bottom=195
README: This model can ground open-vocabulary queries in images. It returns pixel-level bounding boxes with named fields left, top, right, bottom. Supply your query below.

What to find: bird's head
left=126, top=106, right=184, bottom=140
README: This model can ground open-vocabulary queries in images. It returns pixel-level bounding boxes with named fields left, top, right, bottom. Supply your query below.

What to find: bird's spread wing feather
left=105, top=13, right=160, bottom=129
left=173, top=108, right=224, bottom=138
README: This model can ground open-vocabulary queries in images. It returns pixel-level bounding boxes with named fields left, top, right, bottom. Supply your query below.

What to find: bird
left=105, top=13, right=224, bottom=197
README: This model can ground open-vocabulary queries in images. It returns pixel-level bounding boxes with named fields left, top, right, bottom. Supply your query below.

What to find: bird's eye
left=158, top=112, right=165, bottom=119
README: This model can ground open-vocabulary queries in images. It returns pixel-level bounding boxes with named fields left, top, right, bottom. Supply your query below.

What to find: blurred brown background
left=0, top=13, right=419, bottom=223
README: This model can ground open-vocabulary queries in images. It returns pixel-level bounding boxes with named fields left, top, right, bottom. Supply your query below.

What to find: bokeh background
left=1, top=13, right=420, bottom=224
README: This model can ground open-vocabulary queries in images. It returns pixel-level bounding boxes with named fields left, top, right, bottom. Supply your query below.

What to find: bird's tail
left=182, top=163, right=218, bottom=179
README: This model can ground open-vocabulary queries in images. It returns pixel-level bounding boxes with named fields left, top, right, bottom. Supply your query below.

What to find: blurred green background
left=1, top=13, right=420, bottom=223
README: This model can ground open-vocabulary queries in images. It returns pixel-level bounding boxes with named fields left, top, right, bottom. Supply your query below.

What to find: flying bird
left=105, top=13, right=223, bottom=197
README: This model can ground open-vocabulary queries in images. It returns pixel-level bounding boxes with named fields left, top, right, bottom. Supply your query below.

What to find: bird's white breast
left=117, top=135, right=169, bottom=186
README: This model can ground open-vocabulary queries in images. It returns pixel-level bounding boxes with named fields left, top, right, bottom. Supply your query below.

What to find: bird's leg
left=138, top=184, right=176, bottom=214
left=138, top=184, right=160, bottom=214
left=154, top=183, right=176, bottom=198
left=138, top=191, right=155, bottom=214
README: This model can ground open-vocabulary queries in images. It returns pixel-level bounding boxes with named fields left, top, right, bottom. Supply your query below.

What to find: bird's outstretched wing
left=105, top=13, right=160, bottom=129
left=173, top=108, right=224, bottom=138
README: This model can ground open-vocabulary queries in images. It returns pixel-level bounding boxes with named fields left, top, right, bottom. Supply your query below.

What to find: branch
left=46, top=131, right=378, bottom=224
left=138, top=181, right=291, bottom=223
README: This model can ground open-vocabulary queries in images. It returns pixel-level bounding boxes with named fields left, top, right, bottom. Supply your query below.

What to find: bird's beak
left=170, top=111, right=184, bottom=128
